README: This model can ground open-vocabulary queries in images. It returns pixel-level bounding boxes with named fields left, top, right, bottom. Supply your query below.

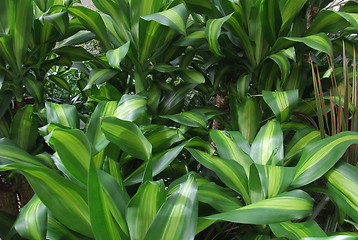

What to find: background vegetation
left=0, top=0, right=358, bottom=239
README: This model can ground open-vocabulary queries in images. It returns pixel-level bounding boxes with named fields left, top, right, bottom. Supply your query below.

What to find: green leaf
left=280, top=0, right=307, bottom=34
left=256, top=164, right=296, bottom=198
left=262, top=90, right=299, bottom=122
left=237, top=97, right=261, bottom=143
left=267, top=51, right=291, bottom=85
left=145, top=125, right=181, bottom=153
left=249, top=164, right=265, bottom=203
left=291, top=132, right=358, bottom=188
left=84, top=69, right=119, bottom=90
left=55, top=46, right=94, bottom=61
left=161, top=110, right=207, bottom=128
left=102, top=117, right=152, bottom=161
left=325, top=161, right=358, bottom=222
left=285, top=128, right=321, bottom=160
left=205, top=14, right=233, bottom=56
left=46, top=128, right=91, bottom=185
left=271, top=33, right=333, bottom=55
left=126, top=180, right=166, bottom=240
left=306, top=10, right=350, bottom=36
left=250, top=120, right=284, bottom=166
left=270, top=220, right=326, bottom=239
left=45, top=102, right=79, bottom=129
left=11, top=0, right=33, bottom=70
left=205, top=190, right=313, bottom=224
left=1, top=164, right=92, bottom=237
left=141, top=4, right=188, bottom=35
left=175, top=30, right=206, bottom=46
left=198, top=182, right=242, bottom=212
left=210, top=130, right=254, bottom=176
left=86, top=101, right=117, bottom=154
left=43, top=12, right=69, bottom=35
left=88, top=162, right=129, bottom=240
left=68, top=6, right=112, bottom=51
left=188, top=148, right=250, bottom=204
left=124, top=142, right=186, bottom=186
left=260, top=0, right=281, bottom=45
left=22, top=77, right=44, bottom=104
left=48, top=75, right=71, bottom=91
left=15, top=195, right=47, bottom=240
left=144, top=174, right=198, bottom=240
left=113, top=94, right=147, bottom=122
left=106, top=42, right=130, bottom=70
left=177, top=69, right=205, bottom=84
left=10, top=105, right=39, bottom=152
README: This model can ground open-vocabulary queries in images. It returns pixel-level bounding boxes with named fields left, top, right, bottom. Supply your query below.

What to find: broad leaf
left=270, top=220, right=326, bottom=239
left=205, top=190, right=313, bottom=224
left=102, top=117, right=152, bottom=161
left=144, top=174, right=198, bottom=240
left=45, top=102, right=79, bottom=129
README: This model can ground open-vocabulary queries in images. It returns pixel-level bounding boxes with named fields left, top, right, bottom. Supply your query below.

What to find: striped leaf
left=267, top=51, right=291, bottom=85
left=237, top=97, right=261, bottom=143
left=205, top=14, right=233, bottom=56
left=285, top=128, right=321, bottom=160
left=198, top=182, right=242, bottom=212
left=177, top=69, right=205, bottom=84
left=249, top=164, right=265, bottom=203
left=113, top=94, right=147, bottom=122
left=10, top=105, right=39, bottom=152
left=306, top=10, right=350, bottom=36
left=68, top=6, right=112, bottom=51
left=144, top=174, right=198, bottom=240
left=33, top=0, right=48, bottom=12
left=106, top=42, right=130, bottom=70
left=0, top=35, right=17, bottom=69
left=55, top=46, right=94, bottom=61
left=86, top=101, right=117, bottom=154
left=270, top=220, right=326, bottom=239
left=84, top=69, right=119, bottom=90
left=0, top=138, right=43, bottom=166
left=210, top=130, right=254, bottom=176
left=46, top=128, right=91, bottom=185
left=145, top=125, right=181, bottom=153
left=204, top=190, right=313, bottom=224
left=236, top=74, right=251, bottom=102
left=124, top=142, right=186, bottom=186
left=280, top=0, right=307, bottom=34
left=45, top=102, right=79, bottom=129
left=188, top=148, right=250, bottom=204
left=161, top=110, right=208, bottom=128
left=0, top=164, right=92, bottom=237
left=325, top=161, right=358, bottom=222
left=262, top=89, right=299, bottom=123
left=88, top=162, right=129, bottom=240
left=102, top=116, right=152, bottom=161
left=255, top=164, right=296, bottom=198
left=141, top=4, right=188, bottom=35
left=48, top=75, right=71, bottom=91
left=291, top=132, right=358, bottom=188
left=15, top=195, right=47, bottom=240
left=43, top=12, right=69, bottom=35
left=47, top=213, right=82, bottom=240
left=11, top=0, right=33, bottom=70
left=250, top=120, right=284, bottom=166
left=259, top=0, right=281, bottom=45
left=175, top=30, right=206, bottom=47
left=271, top=33, right=333, bottom=55
left=126, top=180, right=166, bottom=240
left=22, top=77, right=43, bottom=104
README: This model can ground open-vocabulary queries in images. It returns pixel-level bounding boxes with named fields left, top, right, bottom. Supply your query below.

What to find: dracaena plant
left=180, top=89, right=358, bottom=238
left=0, top=97, right=208, bottom=240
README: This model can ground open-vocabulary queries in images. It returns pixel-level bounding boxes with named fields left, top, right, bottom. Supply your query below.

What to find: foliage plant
left=0, top=0, right=358, bottom=239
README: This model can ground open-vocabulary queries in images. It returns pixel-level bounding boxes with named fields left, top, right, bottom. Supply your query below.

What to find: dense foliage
left=0, top=0, right=358, bottom=239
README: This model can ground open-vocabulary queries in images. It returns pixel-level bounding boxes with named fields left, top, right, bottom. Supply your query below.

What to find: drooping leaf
left=205, top=14, right=233, bottom=56
left=84, top=69, right=119, bottom=90
left=144, top=125, right=181, bottom=153
left=325, top=161, right=358, bottom=222
left=270, top=220, right=327, bottom=239
left=45, top=102, right=79, bottom=129
left=15, top=195, right=47, bottom=240
left=188, top=148, right=250, bottom=204
left=262, top=90, right=299, bottom=122
left=106, top=42, right=130, bottom=69
left=46, top=128, right=91, bottom=185
left=22, top=77, right=44, bottom=104
left=43, top=12, right=69, bottom=35
left=250, top=120, right=284, bottom=166
left=126, top=180, right=166, bottom=240
left=291, top=132, right=358, bottom=188
left=144, top=174, right=198, bottom=240
left=210, top=130, right=254, bottom=175
left=102, top=117, right=152, bottom=161
left=161, top=110, right=208, bottom=128
left=205, top=190, right=313, bottom=224
left=141, top=4, right=188, bottom=35
left=10, top=105, right=39, bottom=152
